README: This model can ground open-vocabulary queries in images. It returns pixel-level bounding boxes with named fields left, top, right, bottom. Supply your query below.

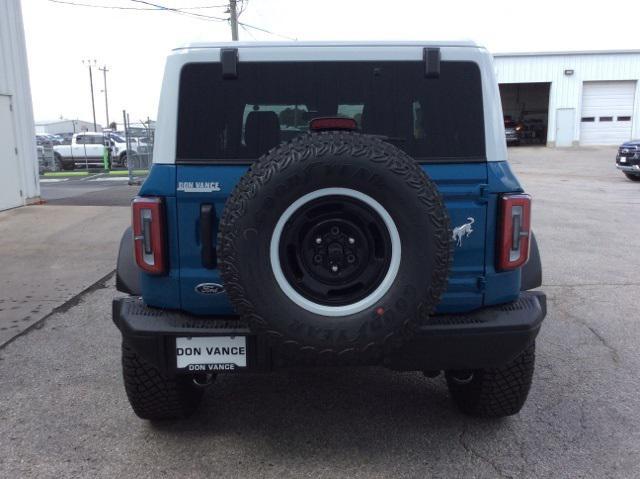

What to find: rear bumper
left=113, top=291, right=546, bottom=374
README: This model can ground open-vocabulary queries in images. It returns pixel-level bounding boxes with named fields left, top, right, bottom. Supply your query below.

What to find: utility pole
left=229, top=0, right=239, bottom=41
left=99, top=65, right=110, bottom=128
left=82, top=59, right=97, bottom=132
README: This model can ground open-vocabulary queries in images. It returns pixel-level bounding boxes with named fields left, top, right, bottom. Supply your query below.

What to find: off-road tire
left=624, top=172, right=640, bottom=182
left=218, top=131, right=452, bottom=365
left=446, top=342, right=536, bottom=418
left=121, top=342, right=204, bottom=420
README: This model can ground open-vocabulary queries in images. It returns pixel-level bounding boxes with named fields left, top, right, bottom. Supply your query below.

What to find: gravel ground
left=1, top=146, right=638, bottom=478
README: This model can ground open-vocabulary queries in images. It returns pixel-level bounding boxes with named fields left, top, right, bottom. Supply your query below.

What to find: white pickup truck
left=53, top=132, right=148, bottom=170
left=53, top=132, right=108, bottom=170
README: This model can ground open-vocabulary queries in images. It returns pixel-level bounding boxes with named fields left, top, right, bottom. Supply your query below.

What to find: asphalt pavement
left=40, top=175, right=139, bottom=206
left=1, top=146, right=639, bottom=478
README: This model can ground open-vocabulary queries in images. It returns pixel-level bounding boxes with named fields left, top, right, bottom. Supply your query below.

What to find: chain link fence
left=122, top=111, right=154, bottom=184
left=37, top=111, right=154, bottom=185
left=37, top=145, right=56, bottom=174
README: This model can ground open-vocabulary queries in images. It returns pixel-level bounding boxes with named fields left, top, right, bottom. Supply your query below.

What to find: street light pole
left=83, top=59, right=98, bottom=132
left=99, top=65, right=110, bottom=128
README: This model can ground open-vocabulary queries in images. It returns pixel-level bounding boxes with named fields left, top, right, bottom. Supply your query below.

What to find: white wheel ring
left=270, top=187, right=401, bottom=317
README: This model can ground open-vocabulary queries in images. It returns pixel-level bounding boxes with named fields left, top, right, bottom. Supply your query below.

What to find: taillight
left=132, top=196, right=166, bottom=275
left=498, top=193, right=531, bottom=271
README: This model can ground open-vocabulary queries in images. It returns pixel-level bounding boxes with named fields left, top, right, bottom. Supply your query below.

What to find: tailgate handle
left=200, top=204, right=217, bottom=269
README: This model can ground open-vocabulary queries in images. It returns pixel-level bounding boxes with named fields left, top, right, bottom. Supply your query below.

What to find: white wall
left=494, top=52, right=640, bottom=146
left=36, top=120, right=101, bottom=135
left=0, top=0, right=39, bottom=206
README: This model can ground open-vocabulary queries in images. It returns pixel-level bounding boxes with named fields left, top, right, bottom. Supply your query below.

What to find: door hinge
left=15, top=147, right=18, bottom=155
left=9, top=103, right=13, bottom=111
left=476, top=276, right=486, bottom=292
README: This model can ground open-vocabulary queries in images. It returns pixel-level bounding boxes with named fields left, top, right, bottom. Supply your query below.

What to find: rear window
left=177, top=61, right=485, bottom=163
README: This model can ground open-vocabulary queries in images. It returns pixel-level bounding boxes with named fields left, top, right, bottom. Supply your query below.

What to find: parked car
left=36, top=134, right=61, bottom=147
left=57, top=132, right=74, bottom=145
left=616, top=140, right=640, bottom=181
left=504, top=118, right=523, bottom=145
left=53, top=132, right=107, bottom=170
left=113, top=41, right=546, bottom=421
left=105, top=132, right=152, bottom=168
left=53, top=132, right=146, bottom=170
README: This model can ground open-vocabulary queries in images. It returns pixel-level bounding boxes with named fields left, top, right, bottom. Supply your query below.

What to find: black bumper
left=112, top=291, right=546, bottom=375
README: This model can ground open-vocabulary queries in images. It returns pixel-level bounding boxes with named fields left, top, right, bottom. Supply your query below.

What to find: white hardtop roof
left=173, top=40, right=480, bottom=51
left=493, top=49, right=640, bottom=57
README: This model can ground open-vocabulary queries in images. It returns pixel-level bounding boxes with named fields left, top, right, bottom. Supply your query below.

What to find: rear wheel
left=121, top=342, right=204, bottom=420
left=54, top=153, right=74, bottom=171
left=624, top=172, right=640, bottom=182
left=445, top=342, right=535, bottom=417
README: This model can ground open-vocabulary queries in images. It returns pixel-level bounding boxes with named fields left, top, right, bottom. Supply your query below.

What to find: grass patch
left=42, top=171, right=89, bottom=177
left=108, top=169, right=149, bottom=176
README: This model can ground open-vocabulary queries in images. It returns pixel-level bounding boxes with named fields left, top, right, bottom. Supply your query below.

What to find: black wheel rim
left=278, top=195, right=392, bottom=307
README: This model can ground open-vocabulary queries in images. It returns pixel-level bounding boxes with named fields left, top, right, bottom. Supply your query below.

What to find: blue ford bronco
left=113, top=41, right=546, bottom=420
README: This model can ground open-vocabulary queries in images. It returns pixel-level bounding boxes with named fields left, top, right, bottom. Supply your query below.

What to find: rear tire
left=446, top=342, right=535, bottom=418
left=54, top=153, right=74, bottom=171
left=624, top=172, right=640, bottom=182
left=121, top=342, right=204, bottom=420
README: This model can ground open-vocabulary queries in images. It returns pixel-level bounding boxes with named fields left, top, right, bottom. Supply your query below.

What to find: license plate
left=620, top=157, right=627, bottom=163
left=176, top=336, right=247, bottom=371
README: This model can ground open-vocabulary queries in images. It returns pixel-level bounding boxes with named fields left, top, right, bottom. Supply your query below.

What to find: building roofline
left=35, top=119, right=95, bottom=125
left=493, top=49, right=640, bottom=58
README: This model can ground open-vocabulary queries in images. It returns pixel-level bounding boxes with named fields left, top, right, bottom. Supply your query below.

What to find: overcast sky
left=21, top=0, right=640, bottom=127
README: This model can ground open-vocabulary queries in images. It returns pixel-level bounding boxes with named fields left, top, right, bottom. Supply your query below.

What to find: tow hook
left=449, top=370, right=474, bottom=385
left=192, top=373, right=216, bottom=388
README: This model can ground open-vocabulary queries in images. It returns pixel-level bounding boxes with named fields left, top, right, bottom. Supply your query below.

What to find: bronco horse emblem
left=452, top=217, right=475, bottom=246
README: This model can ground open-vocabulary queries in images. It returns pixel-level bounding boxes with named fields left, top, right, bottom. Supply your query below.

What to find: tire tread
left=218, top=132, right=453, bottom=364
left=446, top=343, right=536, bottom=417
left=121, top=342, right=203, bottom=420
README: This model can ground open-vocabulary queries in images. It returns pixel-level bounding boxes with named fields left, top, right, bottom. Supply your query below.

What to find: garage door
left=0, top=95, right=23, bottom=211
left=580, top=81, right=636, bottom=145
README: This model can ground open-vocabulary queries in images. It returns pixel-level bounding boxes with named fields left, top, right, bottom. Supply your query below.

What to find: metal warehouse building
left=36, top=119, right=102, bottom=135
left=494, top=50, right=640, bottom=147
left=0, top=0, right=39, bottom=211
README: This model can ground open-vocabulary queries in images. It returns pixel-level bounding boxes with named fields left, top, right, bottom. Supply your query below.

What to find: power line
left=48, top=0, right=296, bottom=41
left=129, top=0, right=228, bottom=21
left=238, top=21, right=297, bottom=41
left=239, top=23, right=256, bottom=41
left=48, top=0, right=228, bottom=11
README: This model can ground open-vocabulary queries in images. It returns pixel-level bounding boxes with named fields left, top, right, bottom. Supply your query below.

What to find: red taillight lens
left=132, top=196, right=166, bottom=275
left=309, top=117, right=357, bottom=131
left=498, top=193, right=531, bottom=271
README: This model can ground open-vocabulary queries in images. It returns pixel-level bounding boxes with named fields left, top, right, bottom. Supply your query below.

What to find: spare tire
left=218, top=131, right=451, bottom=364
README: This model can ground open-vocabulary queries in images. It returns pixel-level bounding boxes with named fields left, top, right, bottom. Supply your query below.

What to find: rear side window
left=76, top=135, right=104, bottom=145
left=177, top=61, right=485, bottom=163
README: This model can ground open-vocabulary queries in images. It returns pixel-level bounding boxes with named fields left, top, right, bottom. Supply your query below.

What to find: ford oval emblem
left=195, top=283, right=225, bottom=295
